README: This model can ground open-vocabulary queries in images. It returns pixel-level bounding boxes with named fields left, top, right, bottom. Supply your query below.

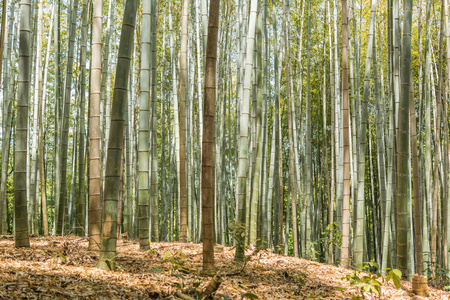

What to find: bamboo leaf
left=243, top=293, right=258, bottom=300
left=152, top=268, right=164, bottom=273
left=392, top=269, right=402, bottom=279
left=173, top=274, right=185, bottom=281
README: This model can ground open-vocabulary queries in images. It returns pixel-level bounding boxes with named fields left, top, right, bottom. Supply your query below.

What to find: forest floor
left=0, top=235, right=448, bottom=299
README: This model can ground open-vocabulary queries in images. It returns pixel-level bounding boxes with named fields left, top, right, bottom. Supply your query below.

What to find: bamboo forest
left=0, top=0, right=450, bottom=297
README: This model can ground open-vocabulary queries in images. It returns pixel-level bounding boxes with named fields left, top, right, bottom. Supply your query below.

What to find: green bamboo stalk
left=235, top=0, right=259, bottom=262
left=14, top=0, right=32, bottom=247
left=98, top=0, right=138, bottom=270
left=137, top=0, right=151, bottom=250
left=340, top=0, right=351, bottom=268
left=396, top=0, right=412, bottom=278
left=443, top=0, right=450, bottom=270
left=149, top=0, right=159, bottom=242
left=179, top=0, right=189, bottom=243
left=0, top=2, right=16, bottom=234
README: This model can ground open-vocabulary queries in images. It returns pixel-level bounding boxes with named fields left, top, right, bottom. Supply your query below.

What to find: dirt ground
left=0, top=235, right=448, bottom=299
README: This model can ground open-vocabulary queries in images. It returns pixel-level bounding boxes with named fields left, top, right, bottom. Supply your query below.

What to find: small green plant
left=227, top=222, right=253, bottom=275
left=164, top=255, right=204, bottom=298
left=341, top=262, right=402, bottom=299
left=147, top=249, right=158, bottom=256
left=172, top=273, right=202, bottom=293
left=172, top=274, right=185, bottom=289
left=384, top=268, right=402, bottom=289
left=58, top=253, right=66, bottom=264
left=308, top=241, right=319, bottom=261
left=116, top=265, right=124, bottom=272
left=293, top=272, right=307, bottom=295
left=227, top=222, right=248, bottom=250
left=425, top=262, right=450, bottom=290
left=324, top=222, right=342, bottom=250
left=275, top=243, right=284, bottom=254
left=342, top=270, right=381, bottom=299
left=163, top=250, right=190, bottom=274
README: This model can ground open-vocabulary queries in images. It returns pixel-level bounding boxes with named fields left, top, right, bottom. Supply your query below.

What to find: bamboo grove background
left=0, top=0, right=448, bottom=278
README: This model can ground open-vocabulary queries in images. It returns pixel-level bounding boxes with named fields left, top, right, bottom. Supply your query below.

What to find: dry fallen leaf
left=0, top=235, right=448, bottom=299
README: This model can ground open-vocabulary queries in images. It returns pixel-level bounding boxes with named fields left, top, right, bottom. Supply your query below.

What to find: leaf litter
left=0, top=235, right=448, bottom=299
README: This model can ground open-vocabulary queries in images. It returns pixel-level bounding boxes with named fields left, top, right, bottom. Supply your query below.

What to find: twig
left=71, top=222, right=102, bottom=250
left=223, top=256, right=249, bottom=276
left=201, top=275, right=223, bottom=300
left=174, top=291, right=195, bottom=300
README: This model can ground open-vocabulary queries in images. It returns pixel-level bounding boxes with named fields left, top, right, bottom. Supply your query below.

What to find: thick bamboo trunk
left=89, top=0, right=103, bottom=250
left=202, top=0, right=220, bottom=270
left=98, top=0, right=138, bottom=270
left=138, top=0, right=151, bottom=250
left=15, top=0, right=32, bottom=247
left=396, top=0, right=412, bottom=278
left=235, top=0, right=258, bottom=262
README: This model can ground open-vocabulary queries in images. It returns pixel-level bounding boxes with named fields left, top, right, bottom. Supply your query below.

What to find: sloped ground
left=0, top=235, right=448, bottom=299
